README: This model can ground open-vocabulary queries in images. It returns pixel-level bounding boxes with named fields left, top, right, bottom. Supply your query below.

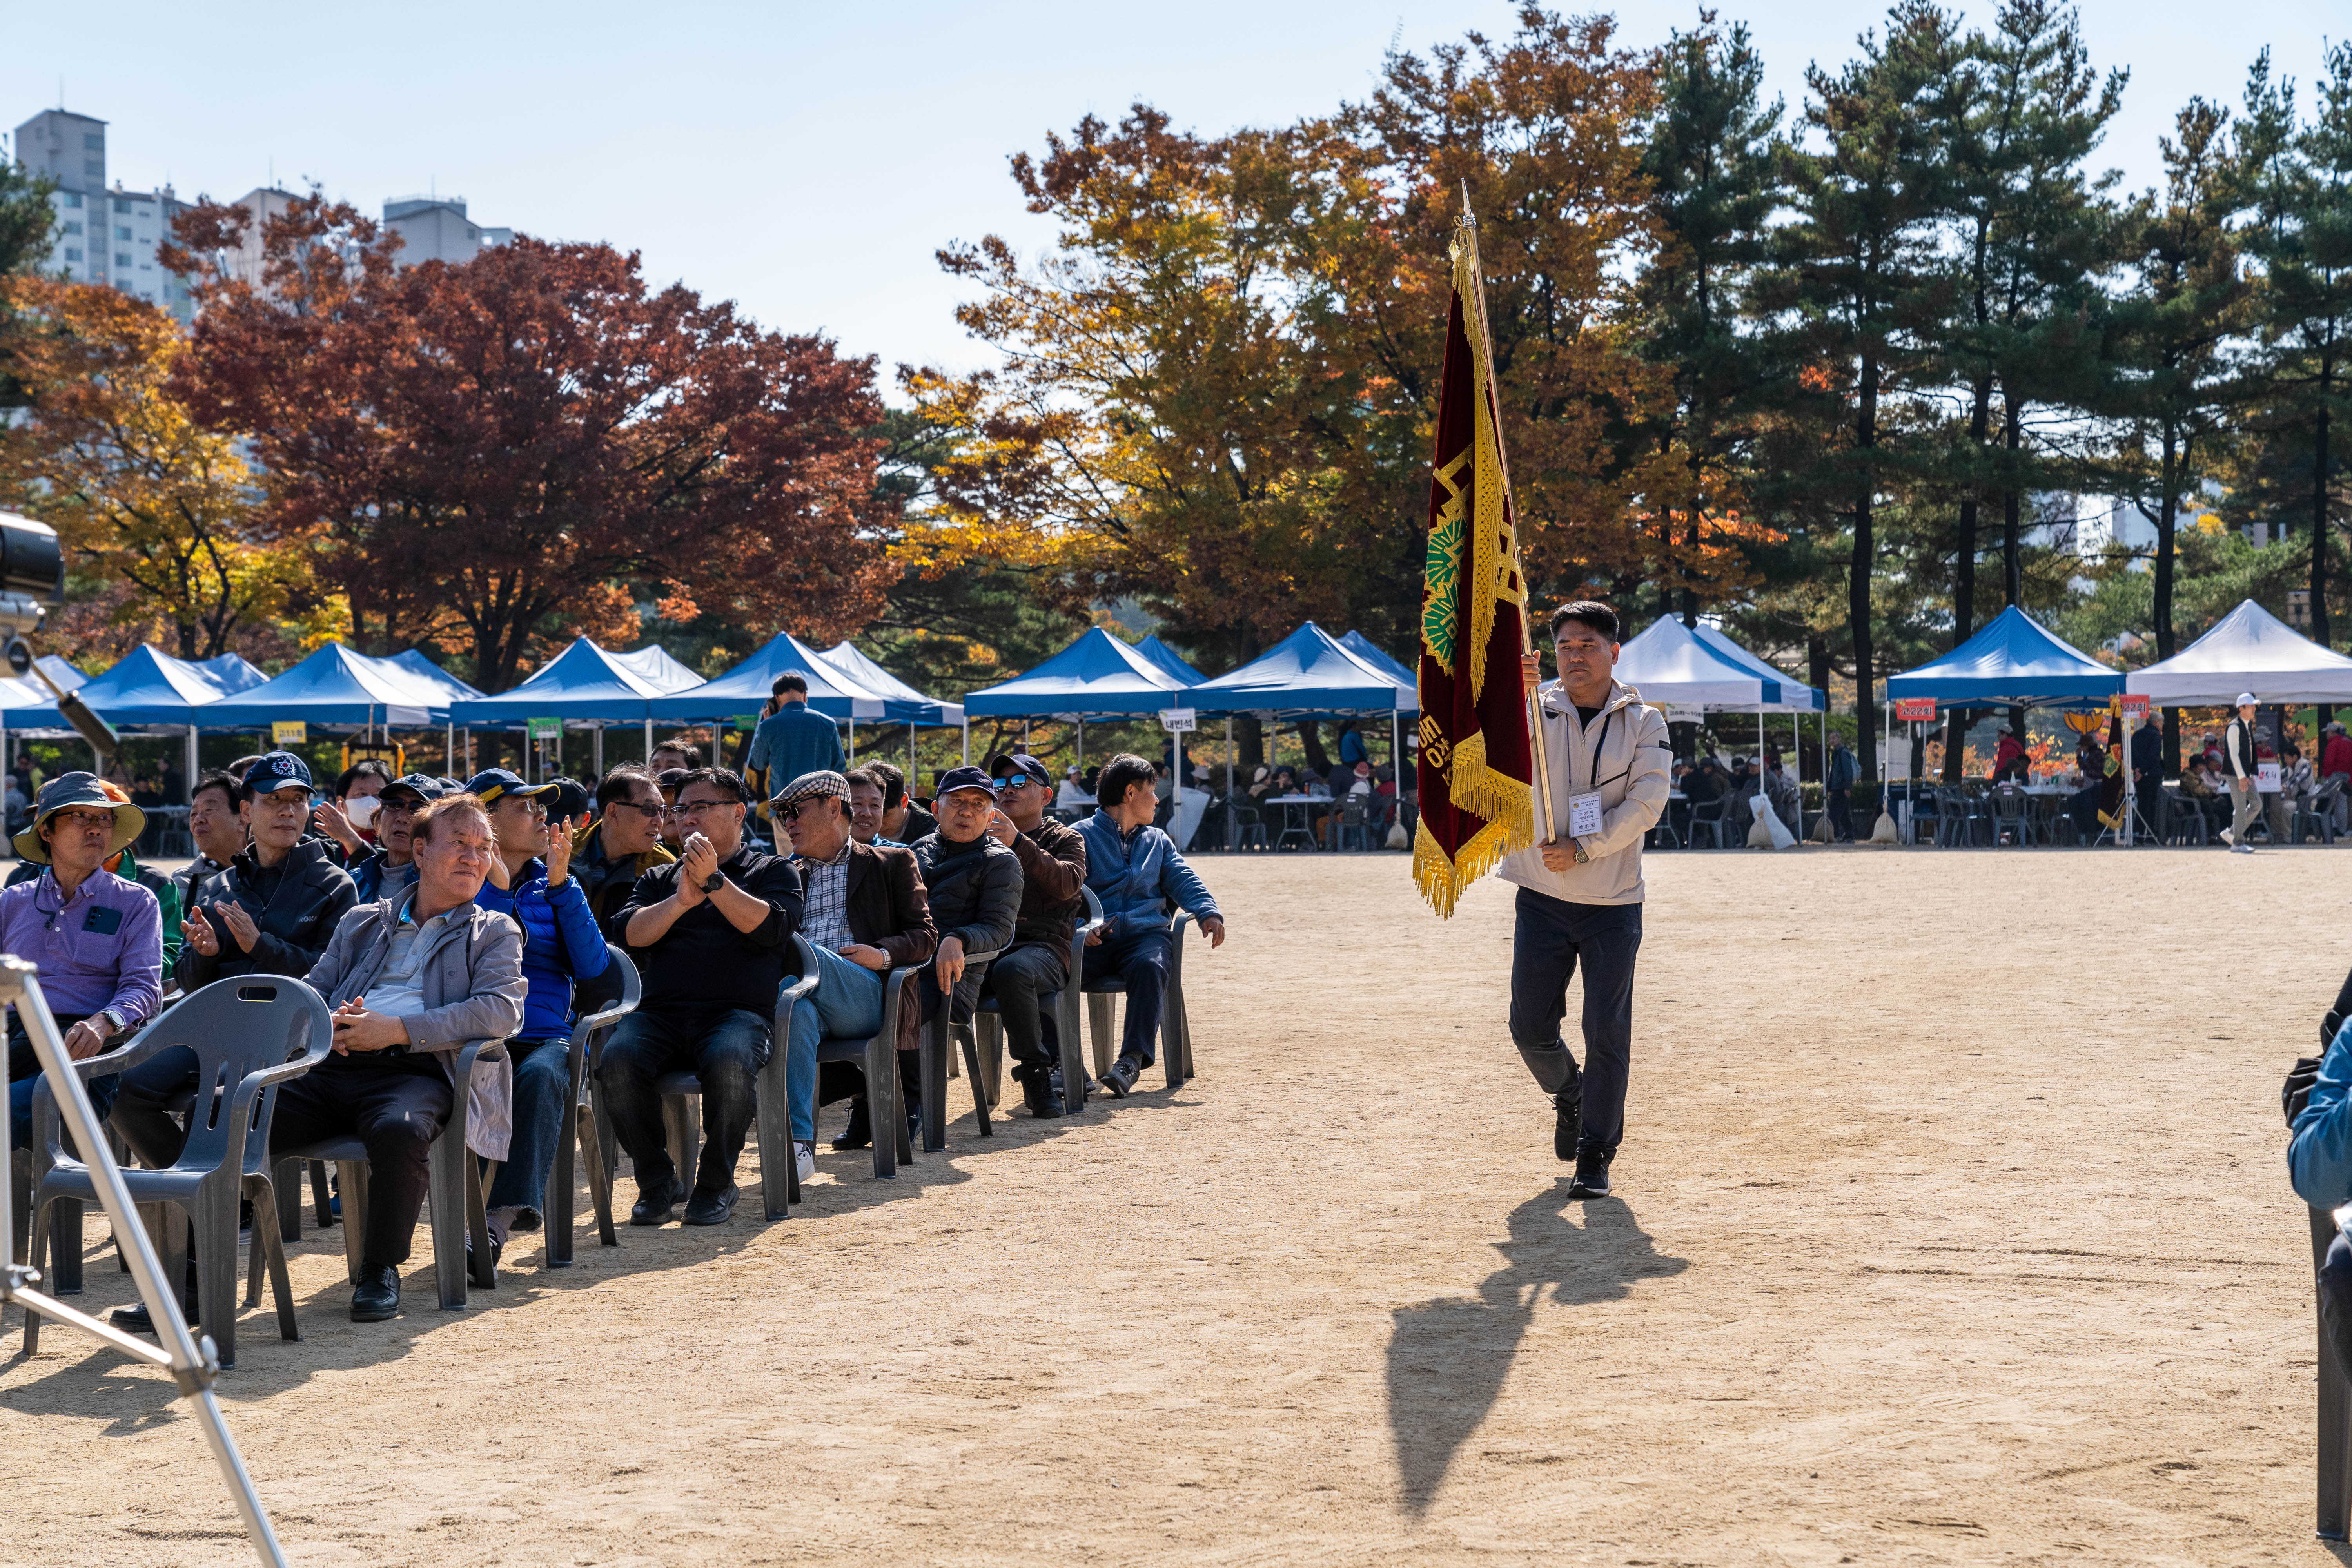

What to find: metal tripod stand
left=0, top=956, right=287, bottom=1566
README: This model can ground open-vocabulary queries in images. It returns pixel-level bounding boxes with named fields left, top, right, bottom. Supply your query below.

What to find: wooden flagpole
left=1455, top=186, right=1558, bottom=845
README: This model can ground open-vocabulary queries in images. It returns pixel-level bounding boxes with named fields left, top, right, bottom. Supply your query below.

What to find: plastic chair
left=10, top=1039, right=150, bottom=1305
left=2163, top=788, right=2210, bottom=846
left=276, top=1033, right=510, bottom=1310
left=546, top=946, right=639, bottom=1262
left=1336, top=794, right=1380, bottom=852
left=791, top=935, right=921, bottom=1186
left=1228, top=804, right=1267, bottom=851
left=1685, top=796, right=1726, bottom=849
left=1987, top=782, right=2035, bottom=846
left=919, top=940, right=1002, bottom=1152
left=1083, top=910, right=1196, bottom=1091
left=970, top=887, right=1110, bottom=1125
left=28, top=977, right=331, bottom=1367
left=2297, top=778, right=2344, bottom=846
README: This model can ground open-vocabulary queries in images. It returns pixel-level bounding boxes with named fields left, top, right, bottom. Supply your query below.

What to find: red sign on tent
left=1893, top=698, right=1938, bottom=723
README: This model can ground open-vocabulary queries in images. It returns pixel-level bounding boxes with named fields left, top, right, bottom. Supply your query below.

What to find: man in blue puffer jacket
left=1073, top=753, right=1227, bottom=1098
left=470, top=768, right=610, bottom=1258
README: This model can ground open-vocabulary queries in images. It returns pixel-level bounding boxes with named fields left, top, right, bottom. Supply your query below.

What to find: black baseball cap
left=463, top=767, right=560, bottom=806
left=987, top=752, right=1052, bottom=788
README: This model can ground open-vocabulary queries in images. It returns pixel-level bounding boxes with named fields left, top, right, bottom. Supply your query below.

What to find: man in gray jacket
left=1503, top=601, right=1670, bottom=1199
left=909, top=767, right=1023, bottom=1124
left=269, top=792, right=526, bottom=1322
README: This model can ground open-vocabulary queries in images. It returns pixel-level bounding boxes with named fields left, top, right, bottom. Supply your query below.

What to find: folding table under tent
left=2124, top=598, right=2352, bottom=706
left=1189, top=621, right=1420, bottom=851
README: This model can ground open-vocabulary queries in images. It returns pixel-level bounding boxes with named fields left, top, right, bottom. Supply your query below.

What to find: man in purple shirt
left=4, top=773, right=163, bottom=1149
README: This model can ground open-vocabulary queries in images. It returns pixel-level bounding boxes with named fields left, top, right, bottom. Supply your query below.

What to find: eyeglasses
left=606, top=799, right=664, bottom=820
left=676, top=796, right=740, bottom=815
left=49, top=809, right=114, bottom=831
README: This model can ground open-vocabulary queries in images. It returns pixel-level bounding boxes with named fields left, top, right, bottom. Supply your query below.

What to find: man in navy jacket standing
left=1074, top=753, right=1226, bottom=1098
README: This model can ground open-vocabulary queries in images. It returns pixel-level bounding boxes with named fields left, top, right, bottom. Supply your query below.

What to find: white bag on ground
left=1385, top=820, right=1408, bottom=850
left=1748, top=793, right=1794, bottom=849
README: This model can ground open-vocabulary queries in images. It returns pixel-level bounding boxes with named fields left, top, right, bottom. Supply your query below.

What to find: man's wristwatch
left=701, top=871, right=726, bottom=894
left=98, top=1008, right=127, bottom=1037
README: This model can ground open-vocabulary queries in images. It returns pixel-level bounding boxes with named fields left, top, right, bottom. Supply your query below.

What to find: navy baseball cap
left=248, top=751, right=314, bottom=795
left=986, top=752, right=1052, bottom=788
left=380, top=772, right=447, bottom=806
left=934, top=765, right=999, bottom=799
left=463, top=767, right=560, bottom=806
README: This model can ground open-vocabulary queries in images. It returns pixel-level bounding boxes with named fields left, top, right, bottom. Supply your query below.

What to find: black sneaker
left=1553, top=1087, right=1582, bottom=1162
left=466, top=1235, right=504, bottom=1274
left=629, top=1175, right=682, bottom=1227
left=1568, top=1138, right=1616, bottom=1199
left=1018, top=1066, right=1064, bottom=1119
left=109, top=1294, right=199, bottom=1333
left=682, top=1183, right=739, bottom=1226
left=350, top=1263, right=401, bottom=1322
left=510, top=1206, right=543, bottom=1234
left=833, top=1098, right=873, bottom=1151
left=1098, top=1054, right=1145, bottom=1098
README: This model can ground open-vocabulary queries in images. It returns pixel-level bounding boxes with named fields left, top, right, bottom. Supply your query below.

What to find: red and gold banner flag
left=1414, top=227, right=1535, bottom=918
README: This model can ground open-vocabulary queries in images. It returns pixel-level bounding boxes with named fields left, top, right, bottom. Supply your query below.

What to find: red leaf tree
left=165, top=194, right=895, bottom=689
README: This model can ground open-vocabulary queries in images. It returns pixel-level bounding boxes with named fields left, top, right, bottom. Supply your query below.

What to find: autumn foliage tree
left=166, top=195, right=897, bottom=690
left=0, top=276, right=331, bottom=661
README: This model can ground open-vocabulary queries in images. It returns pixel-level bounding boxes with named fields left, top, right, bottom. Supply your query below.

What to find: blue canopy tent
left=1884, top=606, right=2122, bottom=820
left=1338, top=630, right=1414, bottom=688
left=611, top=644, right=702, bottom=695
left=450, top=637, right=702, bottom=777
left=646, top=631, right=913, bottom=772
left=1189, top=622, right=1419, bottom=847
left=1136, top=634, right=1206, bottom=686
left=964, top=628, right=1194, bottom=719
left=387, top=648, right=485, bottom=702
left=818, top=640, right=964, bottom=725
left=61, top=645, right=268, bottom=786
left=200, top=644, right=452, bottom=733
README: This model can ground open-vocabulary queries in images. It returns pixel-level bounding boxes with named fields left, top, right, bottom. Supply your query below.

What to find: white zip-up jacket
left=1499, top=678, right=1671, bottom=907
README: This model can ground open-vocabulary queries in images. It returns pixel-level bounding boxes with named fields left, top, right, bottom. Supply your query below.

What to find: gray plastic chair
left=919, top=939, right=1001, bottom=1151
left=1083, top=909, right=1196, bottom=1091
left=28, top=977, right=331, bottom=1367
left=793, top=934, right=922, bottom=1186
left=276, top=1034, right=509, bottom=1310
left=547, top=945, right=638, bottom=1262
left=971, top=886, right=1110, bottom=1125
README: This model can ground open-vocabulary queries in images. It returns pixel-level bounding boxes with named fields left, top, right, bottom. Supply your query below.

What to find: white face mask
left=345, top=795, right=381, bottom=828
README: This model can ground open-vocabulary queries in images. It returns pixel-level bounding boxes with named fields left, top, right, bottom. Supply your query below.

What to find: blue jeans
left=1082, top=930, right=1172, bottom=1066
left=786, top=946, right=884, bottom=1143
left=9, top=1014, right=118, bottom=1153
left=1507, top=889, right=1641, bottom=1149
left=485, top=1038, right=571, bottom=1217
left=596, top=1007, right=771, bottom=1194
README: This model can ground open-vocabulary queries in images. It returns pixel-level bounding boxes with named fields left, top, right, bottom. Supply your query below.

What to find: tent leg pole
left=594, top=726, right=603, bottom=779
left=185, top=725, right=198, bottom=802
left=961, top=718, right=969, bottom=766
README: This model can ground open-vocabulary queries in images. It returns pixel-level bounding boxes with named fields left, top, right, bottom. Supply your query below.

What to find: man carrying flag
left=1415, top=204, right=1668, bottom=1198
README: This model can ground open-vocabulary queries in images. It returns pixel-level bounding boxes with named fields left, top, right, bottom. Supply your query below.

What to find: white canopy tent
left=2125, top=598, right=2352, bottom=706
left=1615, top=617, right=1825, bottom=844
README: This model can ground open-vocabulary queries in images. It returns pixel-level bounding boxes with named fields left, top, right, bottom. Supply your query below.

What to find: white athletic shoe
left=795, top=1142, right=815, bottom=1183
left=2219, top=826, right=2234, bottom=845
left=2232, top=842, right=2254, bottom=855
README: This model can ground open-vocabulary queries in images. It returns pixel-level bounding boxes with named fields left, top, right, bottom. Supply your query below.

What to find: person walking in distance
left=1502, top=601, right=1669, bottom=1198
left=2222, top=692, right=2261, bottom=854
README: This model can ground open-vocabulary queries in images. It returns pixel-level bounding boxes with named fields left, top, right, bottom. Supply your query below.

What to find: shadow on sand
left=1385, top=1185, right=1686, bottom=1518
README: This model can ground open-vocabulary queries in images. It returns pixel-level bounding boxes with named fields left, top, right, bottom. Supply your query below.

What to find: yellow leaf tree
left=1, top=277, right=326, bottom=662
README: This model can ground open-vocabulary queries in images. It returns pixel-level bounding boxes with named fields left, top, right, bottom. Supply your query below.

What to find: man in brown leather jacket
left=983, top=752, right=1087, bottom=1116
left=775, top=769, right=936, bottom=1166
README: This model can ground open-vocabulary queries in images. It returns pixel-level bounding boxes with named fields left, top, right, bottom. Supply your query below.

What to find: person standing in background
left=2222, top=693, right=2261, bottom=853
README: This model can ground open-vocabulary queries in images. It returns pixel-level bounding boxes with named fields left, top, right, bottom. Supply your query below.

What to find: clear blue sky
left=3, top=1, right=2339, bottom=387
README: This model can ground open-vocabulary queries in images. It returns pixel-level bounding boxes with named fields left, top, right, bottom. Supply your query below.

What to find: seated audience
left=744, top=673, right=844, bottom=800
left=864, top=760, right=937, bottom=844
left=600, top=768, right=801, bottom=1227
left=655, top=767, right=688, bottom=852
left=1059, top=767, right=1094, bottom=812
left=170, top=770, right=245, bottom=953
left=983, top=753, right=1087, bottom=1117
left=318, top=760, right=395, bottom=857
left=268, top=793, right=526, bottom=1321
left=909, top=763, right=1022, bottom=1087
left=3, top=775, right=162, bottom=1153
left=176, top=752, right=358, bottom=993
left=845, top=765, right=904, bottom=846
left=650, top=739, right=703, bottom=775
left=1075, top=753, right=1227, bottom=1098
left=772, top=770, right=935, bottom=1163
left=573, top=766, right=674, bottom=934
left=470, top=767, right=610, bottom=1253
left=11, top=779, right=181, bottom=967
left=341, top=774, right=444, bottom=904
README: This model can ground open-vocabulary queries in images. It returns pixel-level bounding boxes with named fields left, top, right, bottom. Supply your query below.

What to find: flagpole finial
left=1457, top=177, right=1477, bottom=229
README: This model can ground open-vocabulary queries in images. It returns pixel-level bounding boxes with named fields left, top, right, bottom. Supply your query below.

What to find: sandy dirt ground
left=0, top=845, right=2345, bottom=1566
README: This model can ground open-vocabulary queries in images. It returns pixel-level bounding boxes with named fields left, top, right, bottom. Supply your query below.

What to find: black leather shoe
left=1050, top=1065, right=1085, bottom=1109
left=510, top=1206, right=543, bottom=1234
left=682, top=1183, right=738, bottom=1226
left=109, top=1295, right=198, bottom=1333
left=1567, top=1138, right=1616, bottom=1199
left=1553, top=1087, right=1582, bottom=1162
left=350, top=1264, right=401, bottom=1322
left=1019, top=1067, right=1064, bottom=1119
left=833, top=1098, right=873, bottom=1151
left=1098, top=1054, right=1144, bottom=1098
left=629, top=1176, right=682, bottom=1227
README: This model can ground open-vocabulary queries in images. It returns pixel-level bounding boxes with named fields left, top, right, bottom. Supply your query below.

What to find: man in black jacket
left=2129, top=711, right=2167, bottom=839
left=984, top=752, right=1087, bottom=1116
left=910, top=767, right=1020, bottom=1112
left=601, top=767, right=802, bottom=1227
left=114, top=751, right=359, bottom=1177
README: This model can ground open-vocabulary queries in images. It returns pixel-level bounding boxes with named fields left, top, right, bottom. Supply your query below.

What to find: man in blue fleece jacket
left=471, top=768, right=610, bottom=1255
left=1073, top=753, right=1226, bottom=1098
